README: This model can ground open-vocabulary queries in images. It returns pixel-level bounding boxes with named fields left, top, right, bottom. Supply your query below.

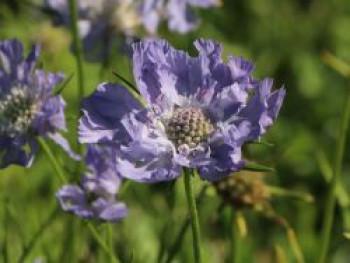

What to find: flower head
left=45, top=0, right=141, bottom=61
left=0, top=39, right=78, bottom=168
left=79, top=39, right=285, bottom=182
left=56, top=144, right=127, bottom=222
left=140, top=0, right=221, bottom=34
left=214, top=171, right=269, bottom=209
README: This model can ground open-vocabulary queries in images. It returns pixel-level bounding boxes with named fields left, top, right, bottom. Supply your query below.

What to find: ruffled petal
left=83, top=144, right=121, bottom=197
left=0, top=39, right=23, bottom=75
left=56, top=185, right=93, bottom=218
left=227, top=55, right=255, bottom=81
left=238, top=79, right=286, bottom=140
left=198, top=121, right=251, bottom=181
left=167, top=0, right=198, bottom=34
left=208, top=83, right=249, bottom=122
left=132, top=39, right=170, bottom=105
left=79, top=82, right=143, bottom=144
left=116, top=113, right=182, bottom=182
left=139, top=0, right=163, bottom=34
left=93, top=199, right=128, bottom=222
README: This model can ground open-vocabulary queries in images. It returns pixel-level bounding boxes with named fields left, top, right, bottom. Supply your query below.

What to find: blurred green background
left=1, top=0, right=350, bottom=262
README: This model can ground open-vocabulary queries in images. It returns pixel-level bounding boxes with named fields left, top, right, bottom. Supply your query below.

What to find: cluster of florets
left=214, top=172, right=269, bottom=209
left=0, top=86, right=40, bottom=137
left=166, top=107, right=213, bottom=148
left=0, top=39, right=78, bottom=168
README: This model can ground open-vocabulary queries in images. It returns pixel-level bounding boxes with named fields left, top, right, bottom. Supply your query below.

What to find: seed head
left=214, top=172, right=269, bottom=209
left=166, top=107, right=213, bottom=148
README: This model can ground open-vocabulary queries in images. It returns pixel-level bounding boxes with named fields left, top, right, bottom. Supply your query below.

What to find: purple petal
left=239, top=79, right=286, bottom=140
left=139, top=0, right=163, bottom=34
left=167, top=0, right=198, bottom=34
left=56, top=185, right=93, bottom=218
left=93, top=199, right=128, bottom=222
left=79, top=82, right=143, bottom=144
left=116, top=113, right=182, bottom=183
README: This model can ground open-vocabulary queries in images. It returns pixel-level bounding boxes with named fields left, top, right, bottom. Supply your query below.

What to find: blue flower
left=79, top=39, right=285, bottom=182
left=56, top=144, right=128, bottom=222
left=0, top=39, right=79, bottom=168
left=45, top=0, right=141, bottom=61
left=140, top=0, right=221, bottom=34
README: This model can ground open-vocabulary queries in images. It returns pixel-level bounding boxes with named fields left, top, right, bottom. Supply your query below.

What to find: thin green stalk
left=68, top=0, right=85, bottom=174
left=3, top=197, right=9, bottom=263
left=164, top=186, right=208, bottom=263
left=107, top=224, right=114, bottom=263
left=87, top=223, right=119, bottom=263
left=183, top=168, right=202, bottom=263
left=318, top=78, right=350, bottom=263
left=267, top=186, right=314, bottom=203
left=230, top=209, right=236, bottom=263
left=37, top=137, right=66, bottom=183
left=68, top=0, right=85, bottom=100
left=18, top=206, right=60, bottom=263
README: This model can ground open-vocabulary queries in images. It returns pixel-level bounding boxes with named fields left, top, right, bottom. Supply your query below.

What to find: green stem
left=107, top=224, right=114, bottom=263
left=318, top=78, right=350, bottom=263
left=68, top=0, right=85, bottom=173
left=87, top=223, right=119, bottom=263
left=183, top=168, right=202, bottom=263
left=3, top=197, right=9, bottom=263
left=230, top=209, right=235, bottom=263
left=37, top=137, right=67, bottom=183
left=164, top=186, right=208, bottom=263
left=18, top=207, right=60, bottom=263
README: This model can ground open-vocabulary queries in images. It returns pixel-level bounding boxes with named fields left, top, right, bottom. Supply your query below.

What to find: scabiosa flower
left=56, top=144, right=128, bottom=222
left=140, top=0, right=221, bottom=34
left=79, top=39, right=285, bottom=182
left=0, top=39, right=79, bottom=169
left=45, top=0, right=141, bottom=61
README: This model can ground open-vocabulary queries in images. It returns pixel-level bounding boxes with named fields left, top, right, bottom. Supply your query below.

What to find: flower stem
left=18, top=206, right=60, bottom=263
left=37, top=137, right=67, bottom=183
left=107, top=224, right=115, bottom=263
left=230, top=209, right=236, bottom=263
left=164, top=186, right=208, bottom=263
left=68, top=0, right=85, bottom=173
left=318, top=78, right=350, bottom=263
left=87, top=223, right=119, bottom=263
left=183, top=168, right=202, bottom=263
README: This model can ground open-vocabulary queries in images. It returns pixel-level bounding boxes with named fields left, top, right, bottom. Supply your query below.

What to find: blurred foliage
left=1, top=0, right=350, bottom=262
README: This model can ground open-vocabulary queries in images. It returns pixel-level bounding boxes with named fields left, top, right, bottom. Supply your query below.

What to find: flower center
left=0, top=87, right=39, bottom=137
left=166, top=107, right=213, bottom=148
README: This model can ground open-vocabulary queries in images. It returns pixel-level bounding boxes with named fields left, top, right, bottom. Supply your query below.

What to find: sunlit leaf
left=243, top=162, right=275, bottom=173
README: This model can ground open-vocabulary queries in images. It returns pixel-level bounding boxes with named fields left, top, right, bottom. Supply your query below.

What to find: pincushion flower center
left=166, top=107, right=213, bottom=148
left=0, top=87, right=39, bottom=137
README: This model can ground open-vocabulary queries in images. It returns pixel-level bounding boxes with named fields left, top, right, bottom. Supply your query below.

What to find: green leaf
left=243, top=162, right=275, bottom=173
left=54, top=73, right=74, bottom=95
left=248, top=140, right=274, bottom=147
left=112, top=71, right=138, bottom=94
